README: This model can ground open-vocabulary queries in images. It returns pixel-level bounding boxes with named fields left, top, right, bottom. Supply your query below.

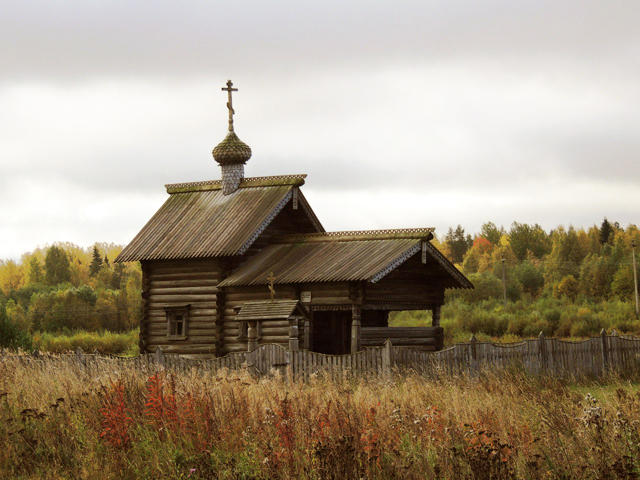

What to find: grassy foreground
left=2, top=357, right=640, bottom=480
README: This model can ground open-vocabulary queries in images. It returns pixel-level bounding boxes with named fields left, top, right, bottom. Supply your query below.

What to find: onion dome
left=212, top=131, right=252, bottom=165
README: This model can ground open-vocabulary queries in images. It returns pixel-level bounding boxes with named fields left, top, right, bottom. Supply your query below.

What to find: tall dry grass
left=2, top=355, right=640, bottom=479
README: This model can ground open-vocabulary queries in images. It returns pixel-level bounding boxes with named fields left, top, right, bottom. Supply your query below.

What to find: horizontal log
left=362, top=327, right=442, bottom=337
left=149, top=309, right=217, bottom=318
left=152, top=345, right=217, bottom=354
left=148, top=317, right=215, bottom=324
left=147, top=275, right=221, bottom=284
left=225, top=293, right=297, bottom=302
left=149, top=279, right=220, bottom=288
left=149, top=286, right=219, bottom=295
left=308, top=290, right=351, bottom=298
left=308, top=299, right=354, bottom=306
left=220, top=319, right=291, bottom=329
left=258, top=320, right=291, bottom=328
left=148, top=317, right=214, bottom=325
left=258, top=328, right=289, bottom=337
left=147, top=335, right=218, bottom=344
left=148, top=301, right=218, bottom=310
left=148, top=294, right=218, bottom=303
left=148, top=320, right=215, bottom=329
left=225, top=285, right=297, bottom=294
left=148, top=325, right=215, bottom=335
left=220, top=324, right=295, bottom=335
left=148, top=263, right=220, bottom=274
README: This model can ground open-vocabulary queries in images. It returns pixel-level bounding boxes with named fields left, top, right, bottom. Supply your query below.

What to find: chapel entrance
left=312, top=310, right=351, bottom=354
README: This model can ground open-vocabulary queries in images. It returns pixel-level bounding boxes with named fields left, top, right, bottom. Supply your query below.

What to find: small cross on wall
left=267, top=272, right=276, bottom=300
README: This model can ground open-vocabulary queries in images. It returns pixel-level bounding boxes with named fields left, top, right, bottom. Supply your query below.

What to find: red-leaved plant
left=145, top=373, right=179, bottom=436
left=100, top=381, right=133, bottom=449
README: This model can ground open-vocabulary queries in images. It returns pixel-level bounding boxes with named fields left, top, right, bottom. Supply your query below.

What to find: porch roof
left=236, top=299, right=305, bottom=321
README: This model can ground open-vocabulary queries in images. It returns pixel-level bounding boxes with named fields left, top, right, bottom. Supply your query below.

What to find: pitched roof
left=236, top=299, right=304, bottom=321
left=219, top=228, right=470, bottom=288
left=116, top=175, right=323, bottom=262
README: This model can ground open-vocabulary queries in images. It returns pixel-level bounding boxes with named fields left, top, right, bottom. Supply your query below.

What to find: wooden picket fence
left=5, top=330, right=640, bottom=380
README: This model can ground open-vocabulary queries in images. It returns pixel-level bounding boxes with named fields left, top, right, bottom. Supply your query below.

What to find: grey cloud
left=2, top=0, right=640, bottom=258
left=1, top=1, right=639, bottom=81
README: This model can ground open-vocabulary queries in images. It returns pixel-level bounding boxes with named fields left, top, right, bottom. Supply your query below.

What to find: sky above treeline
left=2, top=1, right=639, bottom=260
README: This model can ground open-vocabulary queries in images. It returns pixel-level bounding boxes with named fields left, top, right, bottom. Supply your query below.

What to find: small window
left=166, top=306, right=189, bottom=340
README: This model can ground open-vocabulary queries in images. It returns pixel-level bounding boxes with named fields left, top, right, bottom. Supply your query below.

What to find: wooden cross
left=267, top=271, right=276, bottom=300
left=221, top=80, right=238, bottom=132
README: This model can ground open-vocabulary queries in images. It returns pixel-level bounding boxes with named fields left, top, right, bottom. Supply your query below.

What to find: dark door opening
left=312, top=310, right=351, bottom=354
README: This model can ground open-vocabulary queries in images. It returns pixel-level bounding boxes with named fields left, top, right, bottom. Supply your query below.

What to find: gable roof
left=219, top=229, right=471, bottom=289
left=116, top=175, right=323, bottom=262
left=236, top=299, right=306, bottom=321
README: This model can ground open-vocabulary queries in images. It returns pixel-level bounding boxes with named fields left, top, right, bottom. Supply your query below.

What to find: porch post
left=303, top=317, right=311, bottom=350
left=351, top=304, right=361, bottom=353
left=432, top=305, right=441, bottom=327
left=247, top=320, right=258, bottom=352
left=288, top=317, right=299, bottom=351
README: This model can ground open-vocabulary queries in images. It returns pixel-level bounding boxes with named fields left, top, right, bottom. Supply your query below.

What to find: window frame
left=165, top=305, right=190, bottom=340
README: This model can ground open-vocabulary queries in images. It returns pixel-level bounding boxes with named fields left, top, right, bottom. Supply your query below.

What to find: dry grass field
left=2, top=356, right=640, bottom=479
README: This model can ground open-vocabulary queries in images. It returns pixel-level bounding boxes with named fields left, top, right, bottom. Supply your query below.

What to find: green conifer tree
left=599, top=218, right=613, bottom=245
left=89, top=246, right=103, bottom=277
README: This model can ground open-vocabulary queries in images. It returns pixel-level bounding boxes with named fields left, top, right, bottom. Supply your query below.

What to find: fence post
left=469, top=335, right=477, bottom=376
left=382, top=339, right=392, bottom=377
left=155, top=347, right=164, bottom=368
left=538, top=331, right=547, bottom=374
left=601, top=329, right=609, bottom=375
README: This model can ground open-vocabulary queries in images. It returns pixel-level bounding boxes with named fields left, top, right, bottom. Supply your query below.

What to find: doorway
left=312, top=310, right=351, bottom=354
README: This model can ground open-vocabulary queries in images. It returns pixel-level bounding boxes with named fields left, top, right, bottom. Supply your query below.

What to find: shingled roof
left=116, top=175, right=323, bottom=262
left=219, top=229, right=472, bottom=288
left=236, top=300, right=305, bottom=321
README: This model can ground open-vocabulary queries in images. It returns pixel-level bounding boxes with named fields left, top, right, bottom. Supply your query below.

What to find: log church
left=116, top=81, right=472, bottom=357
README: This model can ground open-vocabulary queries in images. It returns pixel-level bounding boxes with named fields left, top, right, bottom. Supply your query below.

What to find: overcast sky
left=2, top=1, right=639, bottom=260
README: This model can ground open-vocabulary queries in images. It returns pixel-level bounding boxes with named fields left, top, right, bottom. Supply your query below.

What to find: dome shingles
left=212, top=131, right=252, bottom=165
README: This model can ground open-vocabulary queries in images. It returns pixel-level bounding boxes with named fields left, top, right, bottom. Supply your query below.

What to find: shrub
left=514, top=261, right=544, bottom=296
left=554, top=275, right=579, bottom=300
left=458, top=272, right=503, bottom=303
left=569, top=308, right=604, bottom=337
left=455, top=309, right=509, bottom=337
left=0, top=303, right=32, bottom=350
left=611, top=264, right=637, bottom=299
left=34, top=330, right=138, bottom=355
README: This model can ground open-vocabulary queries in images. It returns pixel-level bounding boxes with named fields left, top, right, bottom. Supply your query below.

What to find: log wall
left=141, top=255, right=450, bottom=357
left=142, top=259, right=221, bottom=356
left=222, top=285, right=298, bottom=354
left=361, top=327, right=444, bottom=350
left=365, top=255, right=445, bottom=307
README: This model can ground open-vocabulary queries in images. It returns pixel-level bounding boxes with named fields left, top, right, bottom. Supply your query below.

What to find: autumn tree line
left=0, top=218, right=639, bottom=350
left=0, top=243, right=142, bottom=350
left=428, top=218, right=640, bottom=342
